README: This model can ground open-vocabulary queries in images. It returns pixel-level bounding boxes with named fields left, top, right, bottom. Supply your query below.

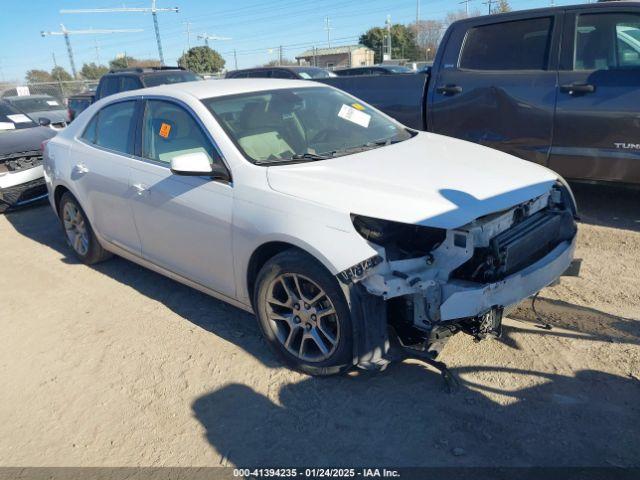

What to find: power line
left=41, top=24, right=143, bottom=78
left=197, top=33, right=232, bottom=48
left=60, top=0, right=179, bottom=65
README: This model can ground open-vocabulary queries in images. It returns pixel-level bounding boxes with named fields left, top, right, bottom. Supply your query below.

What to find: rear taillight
left=67, top=108, right=73, bottom=122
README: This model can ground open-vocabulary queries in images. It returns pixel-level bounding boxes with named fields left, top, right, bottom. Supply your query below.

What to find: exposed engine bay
left=0, top=150, right=43, bottom=174
left=340, top=183, right=578, bottom=360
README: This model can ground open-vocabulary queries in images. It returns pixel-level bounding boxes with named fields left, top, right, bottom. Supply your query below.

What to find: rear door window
left=90, top=101, right=137, bottom=154
left=459, top=17, right=553, bottom=70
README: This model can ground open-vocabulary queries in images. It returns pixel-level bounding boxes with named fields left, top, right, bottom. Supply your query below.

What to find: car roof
left=452, top=1, right=640, bottom=25
left=129, top=78, right=321, bottom=100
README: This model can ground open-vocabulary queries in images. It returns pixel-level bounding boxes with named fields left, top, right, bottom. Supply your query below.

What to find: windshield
left=7, top=96, right=63, bottom=113
left=203, top=86, right=413, bottom=164
left=0, top=101, right=37, bottom=132
left=296, top=68, right=337, bottom=79
left=143, top=71, right=201, bottom=87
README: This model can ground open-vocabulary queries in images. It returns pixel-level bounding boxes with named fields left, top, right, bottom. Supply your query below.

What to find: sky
left=0, top=0, right=588, bottom=82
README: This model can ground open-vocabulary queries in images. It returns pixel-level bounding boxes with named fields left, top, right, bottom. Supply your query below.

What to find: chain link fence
left=0, top=80, right=97, bottom=104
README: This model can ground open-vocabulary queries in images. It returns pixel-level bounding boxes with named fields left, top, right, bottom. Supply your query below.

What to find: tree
left=178, top=46, right=225, bottom=74
left=494, top=0, right=512, bottom=13
left=109, top=55, right=137, bottom=70
left=26, top=69, right=53, bottom=83
left=263, top=58, right=297, bottom=67
left=51, top=66, right=73, bottom=81
left=359, top=24, right=419, bottom=63
left=80, top=62, right=109, bottom=80
left=412, top=19, right=444, bottom=61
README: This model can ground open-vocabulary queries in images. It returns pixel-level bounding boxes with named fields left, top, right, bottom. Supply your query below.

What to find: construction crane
left=41, top=24, right=144, bottom=78
left=60, top=0, right=179, bottom=66
left=197, top=33, right=231, bottom=48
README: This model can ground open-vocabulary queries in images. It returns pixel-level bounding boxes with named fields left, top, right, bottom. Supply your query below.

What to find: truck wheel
left=58, top=192, right=111, bottom=265
left=254, top=250, right=353, bottom=376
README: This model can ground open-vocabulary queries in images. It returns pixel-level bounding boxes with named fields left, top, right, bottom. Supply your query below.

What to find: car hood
left=0, top=126, right=56, bottom=157
left=266, top=132, right=558, bottom=229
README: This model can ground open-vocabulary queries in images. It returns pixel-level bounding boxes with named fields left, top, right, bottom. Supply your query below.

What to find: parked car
left=334, top=65, right=414, bottom=76
left=4, top=94, right=68, bottom=130
left=225, top=66, right=336, bottom=79
left=43, top=79, right=578, bottom=375
left=67, top=92, right=96, bottom=123
left=319, top=2, right=640, bottom=185
left=68, top=66, right=201, bottom=120
left=0, top=100, right=56, bottom=212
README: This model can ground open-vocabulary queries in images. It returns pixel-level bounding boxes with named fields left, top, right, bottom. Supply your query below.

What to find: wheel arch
left=53, top=184, right=71, bottom=215
left=245, top=239, right=339, bottom=307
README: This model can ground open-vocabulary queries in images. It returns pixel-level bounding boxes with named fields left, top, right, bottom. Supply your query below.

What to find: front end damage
left=340, top=183, right=578, bottom=369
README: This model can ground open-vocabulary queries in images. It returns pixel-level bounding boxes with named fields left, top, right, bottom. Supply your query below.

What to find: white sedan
left=43, top=79, right=578, bottom=375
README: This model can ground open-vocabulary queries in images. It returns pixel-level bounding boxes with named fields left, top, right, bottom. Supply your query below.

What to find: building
left=295, top=45, right=375, bottom=70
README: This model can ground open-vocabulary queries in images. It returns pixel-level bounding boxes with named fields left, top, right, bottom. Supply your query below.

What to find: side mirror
left=38, top=117, right=51, bottom=127
left=170, top=151, right=230, bottom=181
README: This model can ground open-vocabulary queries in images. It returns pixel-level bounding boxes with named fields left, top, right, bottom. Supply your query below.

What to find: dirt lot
left=0, top=183, right=638, bottom=467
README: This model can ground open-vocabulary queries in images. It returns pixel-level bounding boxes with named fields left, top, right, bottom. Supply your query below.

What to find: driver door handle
left=132, top=183, right=149, bottom=196
left=436, top=84, right=463, bottom=95
left=560, top=83, right=596, bottom=95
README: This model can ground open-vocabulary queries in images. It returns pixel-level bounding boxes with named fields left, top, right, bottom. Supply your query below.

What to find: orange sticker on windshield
left=159, top=122, right=171, bottom=138
left=351, top=103, right=365, bottom=111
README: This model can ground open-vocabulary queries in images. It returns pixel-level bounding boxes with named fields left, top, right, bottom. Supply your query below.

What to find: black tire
left=253, top=249, right=354, bottom=376
left=58, top=192, right=111, bottom=265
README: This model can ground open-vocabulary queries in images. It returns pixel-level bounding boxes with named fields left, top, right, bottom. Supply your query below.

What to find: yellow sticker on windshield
left=351, top=103, right=365, bottom=111
left=159, top=122, right=171, bottom=138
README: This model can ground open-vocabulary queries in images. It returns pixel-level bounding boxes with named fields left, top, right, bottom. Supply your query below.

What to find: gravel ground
left=0, top=183, right=638, bottom=467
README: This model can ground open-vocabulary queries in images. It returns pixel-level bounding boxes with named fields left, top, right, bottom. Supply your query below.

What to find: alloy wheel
left=266, top=273, right=340, bottom=362
left=62, top=202, right=89, bottom=256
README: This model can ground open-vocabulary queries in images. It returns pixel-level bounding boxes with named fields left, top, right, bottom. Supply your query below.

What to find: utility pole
left=385, top=15, right=392, bottom=61
left=60, top=0, right=179, bottom=66
left=197, top=33, right=231, bottom=48
left=233, top=49, right=238, bottom=70
left=324, top=17, right=333, bottom=48
left=41, top=24, right=143, bottom=78
left=278, top=45, right=283, bottom=66
left=183, top=21, right=192, bottom=50
left=416, top=0, right=420, bottom=25
left=482, top=0, right=494, bottom=14
left=459, top=0, right=472, bottom=16
left=94, top=38, right=101, bottom=65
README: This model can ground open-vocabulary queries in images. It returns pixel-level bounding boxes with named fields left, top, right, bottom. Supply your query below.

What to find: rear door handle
left=560, top=83, right=595, bottom=95
left=132, top=183, right=149, bottom=196
left=436, top=84, right=463, bottom=95
left=72, top=163, right=89, bottom=176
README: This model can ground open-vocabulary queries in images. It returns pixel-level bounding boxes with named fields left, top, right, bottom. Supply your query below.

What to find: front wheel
left=253, top=250, right=353, bottom=376
left=58, top=192, right=111, bottom=265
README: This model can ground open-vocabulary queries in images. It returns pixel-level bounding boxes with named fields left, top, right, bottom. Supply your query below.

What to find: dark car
left=4, top=94, right=68, bottom=130
left=225, top=66, right=336, bottom=79
left=67, top=67, right=201, bottom=121
left=0, top=100, right=56, bottom=212
left=334, top=65, right=414, bottom=76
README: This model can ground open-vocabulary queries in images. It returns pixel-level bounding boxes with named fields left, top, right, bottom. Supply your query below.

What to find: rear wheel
left=254, top=250, right=353, bottom=376
left=58, top=192, right=111, bottom=265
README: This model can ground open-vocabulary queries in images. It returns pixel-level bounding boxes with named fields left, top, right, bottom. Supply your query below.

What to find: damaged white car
left=43, top=79, right=578, bottom=375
